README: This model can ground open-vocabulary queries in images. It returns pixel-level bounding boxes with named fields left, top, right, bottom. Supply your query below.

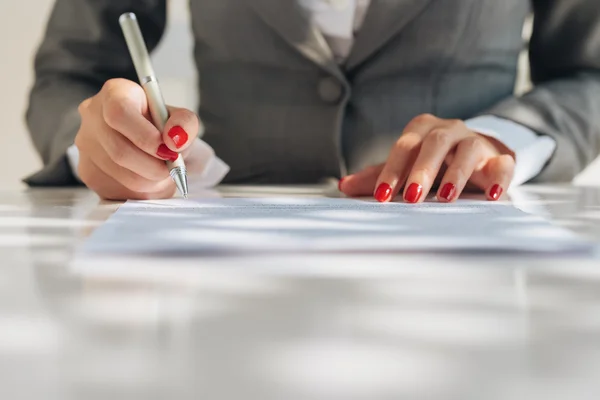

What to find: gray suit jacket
left=25, top=0, right=600, bottom=186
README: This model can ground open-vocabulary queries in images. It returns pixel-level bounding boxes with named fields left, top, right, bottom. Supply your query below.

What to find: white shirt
left=68, top=0, right=556, bottom=186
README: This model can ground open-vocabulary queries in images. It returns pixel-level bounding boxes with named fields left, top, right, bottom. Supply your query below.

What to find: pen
left=118, top=12, right=188, bottom=198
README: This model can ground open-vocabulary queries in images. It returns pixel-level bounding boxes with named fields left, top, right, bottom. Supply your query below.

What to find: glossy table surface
left=2, top=184, right=600, bottom=400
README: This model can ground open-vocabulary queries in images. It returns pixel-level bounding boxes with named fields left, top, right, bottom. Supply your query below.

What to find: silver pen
left=118, top=12, right=188, bottom=198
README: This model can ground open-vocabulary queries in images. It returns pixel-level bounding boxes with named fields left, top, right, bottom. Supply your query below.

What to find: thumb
left=162, top=106, right=203, bottom=152
left=468, top=154, right=515, bottom=201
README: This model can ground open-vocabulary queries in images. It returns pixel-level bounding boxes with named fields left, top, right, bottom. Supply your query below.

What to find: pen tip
left=170, top=167, right=189, bottom=200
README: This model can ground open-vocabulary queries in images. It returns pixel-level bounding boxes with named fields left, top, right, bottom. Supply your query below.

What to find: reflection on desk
left=1, top=184, right=600, bottom=400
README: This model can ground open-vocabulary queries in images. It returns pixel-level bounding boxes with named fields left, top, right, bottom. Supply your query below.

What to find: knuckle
left=103, top=96, right=129, bottom=126
left=102, top=78, right=126, bottom=94
left=412, top=113, right=436, bottom=125
left=448, top=164, right=472, bottom=181
left=411, top=166, right=437, bottom=178
left=446, top=119, right=465, bottom=129
left=77, top=98, right=92, bottom=116
left=101, top=79, right=118, bottom=95
left=427, top=129, right=453, bottom=146
left=395, top=134, right=420, bottom=152
left=462, top=136, right=486, bottom=152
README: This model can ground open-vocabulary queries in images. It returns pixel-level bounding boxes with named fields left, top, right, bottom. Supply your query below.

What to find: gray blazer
left=25, top=0, right=600, bottom=186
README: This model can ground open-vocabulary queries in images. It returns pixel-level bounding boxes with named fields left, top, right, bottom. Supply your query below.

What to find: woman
left=25, top=0, right=600, bottom=202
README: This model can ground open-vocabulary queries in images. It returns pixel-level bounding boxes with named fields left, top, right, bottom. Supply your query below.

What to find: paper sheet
left=81, top=197, right=594, bottom=255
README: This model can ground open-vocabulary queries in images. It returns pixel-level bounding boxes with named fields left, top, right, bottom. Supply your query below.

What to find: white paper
left=80, top=197, right=594, bottom=255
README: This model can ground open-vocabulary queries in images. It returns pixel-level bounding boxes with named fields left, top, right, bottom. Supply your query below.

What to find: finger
left=373, top=114, right=439, bottom=203
left=372, top=133, right=422, bottom=202
left=101, top=80, right=166, bottom=158
left=94, top=126, right=172, bottom=181
left=90, top=140, right=174, bottom=194
left=471, top=154, right=515, bottom=201
left=339, top=164, right=385, bottom=197
left=403, top=127, right=469, bottom=203
left=162, top=106, right=202, bottom=152
left=437, top=136, right=488, bottom=202
left=79, top=154, right=176, bottom=201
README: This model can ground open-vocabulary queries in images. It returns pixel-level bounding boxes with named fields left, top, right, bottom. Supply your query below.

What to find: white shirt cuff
left=66, top=144, right=82, bottom=182
left=465, top=115, right=557, bottom=187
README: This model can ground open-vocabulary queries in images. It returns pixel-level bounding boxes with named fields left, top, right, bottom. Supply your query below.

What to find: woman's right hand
left=75, top=78, right=204, bottom=200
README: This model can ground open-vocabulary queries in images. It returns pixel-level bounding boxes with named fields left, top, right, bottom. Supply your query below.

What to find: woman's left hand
left=339, top=114, right=515, bottom=203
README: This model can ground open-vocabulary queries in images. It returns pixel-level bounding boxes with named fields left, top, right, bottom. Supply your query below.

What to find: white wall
left=1, top=0, right=53, bottom=189
left=0, top=1, right=597, bottom=189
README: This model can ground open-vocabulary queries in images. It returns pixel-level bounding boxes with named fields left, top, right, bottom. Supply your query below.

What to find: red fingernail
left=167, top=126, right=189, bottom=149
left=374, top=183, right=393, bottom=203
left=439, top=183, right=456, bottom=202
left=404, top=183, right=423, bottom=203
left=338, top=177, right=346, bottom=191
left=157, top=144, right=178, bottom=161
left=489, top=184, right=503, bottom=201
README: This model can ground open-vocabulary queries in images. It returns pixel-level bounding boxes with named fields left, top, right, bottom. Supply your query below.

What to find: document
left=81, top=197, right=594, bottom=255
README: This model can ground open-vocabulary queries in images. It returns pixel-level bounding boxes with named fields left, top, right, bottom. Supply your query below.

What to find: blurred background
left=0, top=0, right=598, bottom=190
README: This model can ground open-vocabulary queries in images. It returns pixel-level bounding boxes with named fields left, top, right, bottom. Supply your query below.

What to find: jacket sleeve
left=24, top=0, right=166, bottom=186
left=486, top=0, right=600, bottom=182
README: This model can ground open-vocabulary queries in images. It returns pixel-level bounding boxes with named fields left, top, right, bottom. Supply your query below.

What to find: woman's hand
left=75, top=78, right=209, bottom=201
left=339, top=114, right=515, bottom=203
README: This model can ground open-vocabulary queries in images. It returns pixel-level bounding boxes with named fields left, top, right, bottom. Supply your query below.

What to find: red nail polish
left=167, top=126, right=189, bottom=149
left=489, top=184, right=503, bottom=201
left=157, top=144, right=178, bottom=161
left=439, top=183, right=456, bottom=202
left=338, top=177, right=346, bottom=191
left=404, top=183, right=423, bottom=203
left=374, top=183, right=393, bottom=203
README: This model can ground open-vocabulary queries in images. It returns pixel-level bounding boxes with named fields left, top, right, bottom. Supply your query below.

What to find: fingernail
left=167, top=126, right=189, bottom=149
left=156, top=144, right=178, bottom=161
left=439, top=183, right=456, bottom=202
left=338, top=177, right=346, bottom=191
left=489, top=184, right=503, bottom=201
left=404, top=183, right=423, bottom=203
left=374, top=183, right=393, bottom=203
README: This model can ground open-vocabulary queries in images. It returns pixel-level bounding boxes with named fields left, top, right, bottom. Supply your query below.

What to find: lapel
left=345, top=0, right=435, bottom=70
left=248, top=0, right=345, bottom=80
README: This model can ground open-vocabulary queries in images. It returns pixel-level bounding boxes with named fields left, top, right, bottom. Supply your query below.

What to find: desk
left=1, top=184, right=600, bottom=400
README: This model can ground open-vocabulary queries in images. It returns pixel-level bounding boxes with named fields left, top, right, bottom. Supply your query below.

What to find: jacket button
left=318, top=77, right=343, bottom=103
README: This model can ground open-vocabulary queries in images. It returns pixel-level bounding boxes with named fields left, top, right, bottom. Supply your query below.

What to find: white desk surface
left=2, top=184, right=600, bottom=400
